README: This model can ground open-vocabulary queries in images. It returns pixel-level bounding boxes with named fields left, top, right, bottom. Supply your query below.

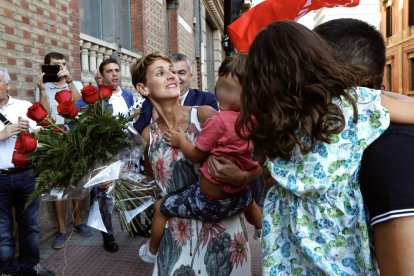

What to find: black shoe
left=101, top=232, right=119, bottom=253
left=20, top=264, right=54, bottom=276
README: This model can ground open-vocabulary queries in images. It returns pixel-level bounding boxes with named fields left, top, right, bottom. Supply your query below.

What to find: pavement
left=40, top=216, right=263, bottom=276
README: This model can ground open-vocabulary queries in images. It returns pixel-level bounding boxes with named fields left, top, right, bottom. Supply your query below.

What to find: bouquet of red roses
left=21, top=85, right=131, bottom=201
left=20, top=85, right=159, bottom=234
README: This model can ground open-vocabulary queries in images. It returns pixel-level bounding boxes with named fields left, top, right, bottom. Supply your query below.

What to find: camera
left=42, top=65, right=61, bottom=83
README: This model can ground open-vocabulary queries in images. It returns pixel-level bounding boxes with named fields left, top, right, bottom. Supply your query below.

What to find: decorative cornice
left=204, top=0, right=224, bottom=32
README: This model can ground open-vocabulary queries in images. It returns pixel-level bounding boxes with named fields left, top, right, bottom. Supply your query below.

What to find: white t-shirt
left=179, top=90, right=189, bottom=105
left=0, top=96, right=38, bottom=169
left=35, top=81, right=83, bottom=124
left=109, top=86, right=129, bottom=116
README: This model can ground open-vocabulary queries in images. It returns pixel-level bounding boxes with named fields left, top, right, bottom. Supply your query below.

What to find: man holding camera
left=35, top=52, right=92, bottom=250
left=36, top=52, right=83, bottom=124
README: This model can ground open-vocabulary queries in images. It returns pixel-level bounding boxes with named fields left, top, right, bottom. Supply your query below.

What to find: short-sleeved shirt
left=196, top=111, right=258, bottom=194
left=0, top=96, right=38, bottom=169
left=35, top=81, right=83, bottom=124
left=262, top=87, right=389, bottom=275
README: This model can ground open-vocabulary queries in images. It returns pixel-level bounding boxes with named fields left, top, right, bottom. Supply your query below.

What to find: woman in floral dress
left=236, top=21, right=414, bottom=275
left=130, top=53, right=254, bottom=276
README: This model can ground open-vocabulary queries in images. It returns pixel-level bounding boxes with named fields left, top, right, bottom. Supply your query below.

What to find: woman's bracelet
left=66, top=77, right=73, bottom=84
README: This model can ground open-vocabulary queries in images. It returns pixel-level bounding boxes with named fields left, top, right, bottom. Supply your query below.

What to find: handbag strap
left=0, top=111, right=12, bottom=125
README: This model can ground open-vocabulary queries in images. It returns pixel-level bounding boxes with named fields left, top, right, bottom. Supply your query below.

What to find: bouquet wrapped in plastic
left=19, top=86, right=159, bottom=234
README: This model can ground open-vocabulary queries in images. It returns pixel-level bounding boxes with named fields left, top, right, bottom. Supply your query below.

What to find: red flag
left=227, top=0, right=359, bottom=52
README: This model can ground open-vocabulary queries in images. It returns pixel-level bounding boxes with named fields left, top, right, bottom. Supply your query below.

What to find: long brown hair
left=236, top=21, right=371, bottom=160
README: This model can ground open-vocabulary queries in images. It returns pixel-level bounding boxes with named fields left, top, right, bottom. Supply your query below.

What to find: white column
left=125, top=56, right=132, bottom=78
left=120, top=54, right=127, bottom=76
left=81, top=42, right=91, bottom=74
left=97, top=47, right=106, bottom=69
left=89, top=45, right=99, bottom=75
left=104, top=49, right=113, bottom=60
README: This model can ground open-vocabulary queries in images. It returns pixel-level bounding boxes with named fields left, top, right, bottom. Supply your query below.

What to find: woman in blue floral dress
left=130, top=53, right=254, bottom=275
left=235, top=21, right=414, bottom=275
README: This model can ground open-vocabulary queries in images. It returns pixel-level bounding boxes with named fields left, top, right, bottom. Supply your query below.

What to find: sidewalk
left=40, top=216, right=262, bottom=276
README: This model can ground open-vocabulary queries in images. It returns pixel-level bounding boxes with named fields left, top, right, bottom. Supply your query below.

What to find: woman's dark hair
left=130, top=52, right=171, bottom=88
left=236, top=21, right=371, bottom=160
left=218, top=53, right=247, bottom=83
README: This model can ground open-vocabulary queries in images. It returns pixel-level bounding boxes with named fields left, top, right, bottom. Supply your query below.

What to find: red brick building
left=380, top=0, right=414, bottom=95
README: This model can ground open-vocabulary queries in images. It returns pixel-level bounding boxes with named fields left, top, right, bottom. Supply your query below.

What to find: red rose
left=53, top=125, right=67, bottom=133
left=27, top=102, right=48, bottom=123
left=12, top=151, right=31, bottom=168
left=57, top=100, right=78, bottom=119
left=81, top=85, right=99, bottom=104
left=39, top=117, right=55, bottom=127
left=15, top=133, right=37, bottom=154
left=99, top=85, right=114, bottom=100
left=55, top=89, right=73, bottom=104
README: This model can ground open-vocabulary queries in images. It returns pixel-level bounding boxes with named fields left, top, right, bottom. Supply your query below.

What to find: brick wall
left=0, top=0, right=82, bottom=242
left=142, top=0, right=167, bottom=54
left=177, top=1, right=198, bottom=87
left=0, top=0, right=81, bottom=102
left=130, top=0, right=144, bottom=53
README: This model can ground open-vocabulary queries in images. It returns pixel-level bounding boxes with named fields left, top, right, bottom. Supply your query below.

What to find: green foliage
left=28, top=100, right=131, bottom=204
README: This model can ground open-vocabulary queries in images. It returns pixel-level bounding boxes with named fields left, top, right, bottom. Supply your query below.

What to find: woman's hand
left=208, top=155, right=247, bottom=185
left=164, top=127, right=186, bottom=148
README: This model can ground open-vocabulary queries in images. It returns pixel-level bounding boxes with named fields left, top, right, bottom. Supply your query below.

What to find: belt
left=0, top=167, right=30, bottom=175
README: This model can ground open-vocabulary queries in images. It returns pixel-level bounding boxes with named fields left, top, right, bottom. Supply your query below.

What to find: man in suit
left=133, top=53, right=218, bottom=134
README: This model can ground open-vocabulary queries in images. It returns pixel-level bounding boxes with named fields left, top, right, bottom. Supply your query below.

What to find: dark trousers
left=97, top=188, right=114, bottom=235
left=0, top=169, right=39, bottom=274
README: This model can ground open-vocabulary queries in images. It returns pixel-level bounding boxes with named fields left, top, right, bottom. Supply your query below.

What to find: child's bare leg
left=243, top=201, right=262, bottom=229
left=149, top=199, right=168, bottom=254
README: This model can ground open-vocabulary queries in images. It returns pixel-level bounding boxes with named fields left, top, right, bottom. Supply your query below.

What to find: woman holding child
left=130, top=53, right=257, bottom=275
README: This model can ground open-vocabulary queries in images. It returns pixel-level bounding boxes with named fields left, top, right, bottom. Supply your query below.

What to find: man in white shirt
left=0, top=68, right=54, bottom=276
left=75, top=58, right=133, bottom=252
left=35, top=52, right=92, bottom=250
left=92, top=58, right=133, bottom=252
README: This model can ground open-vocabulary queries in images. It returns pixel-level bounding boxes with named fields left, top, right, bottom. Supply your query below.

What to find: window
left=386, top=4, right=393, bottom=37
left=410, top=0, right=414, bottom=27
left=79, top=0, right=132, bottom=50
left=385, top=63, right=393, bottom=91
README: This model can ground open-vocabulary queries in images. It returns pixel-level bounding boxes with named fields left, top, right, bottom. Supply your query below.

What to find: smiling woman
left=130, top=53, right=252, bottom=275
